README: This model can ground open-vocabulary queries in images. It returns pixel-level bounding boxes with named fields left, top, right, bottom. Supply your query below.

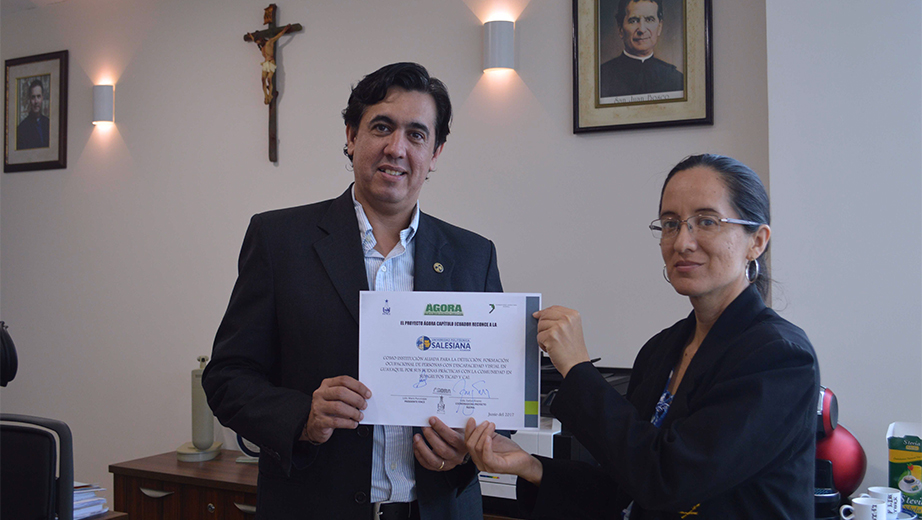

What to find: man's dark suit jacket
left=203, top=186, right=503, bottom=519
left=16, top=114, right=50, bottom=149
left=515, top=285, right=818, bottom=519
left=599, top=54, right=684, bottom=98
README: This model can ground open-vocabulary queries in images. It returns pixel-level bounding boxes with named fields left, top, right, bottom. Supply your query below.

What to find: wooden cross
left=244, top=4, right=302, bottom=163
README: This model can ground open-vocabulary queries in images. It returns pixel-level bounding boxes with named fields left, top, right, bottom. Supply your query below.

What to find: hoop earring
left=746, top=259, right=760, bottom=284
left=663, top=265, right=671, bottom=284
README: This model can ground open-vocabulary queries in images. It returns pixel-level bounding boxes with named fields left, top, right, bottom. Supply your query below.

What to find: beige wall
left=766, top=0, right=922, bottom=489
left=1, top=0, right=916, bottom=505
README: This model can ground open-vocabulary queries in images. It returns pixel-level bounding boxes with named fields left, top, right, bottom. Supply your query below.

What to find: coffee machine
left=815, top=386, right=867, bottom=519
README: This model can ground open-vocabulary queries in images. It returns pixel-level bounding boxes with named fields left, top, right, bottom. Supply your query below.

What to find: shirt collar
left=623, top=50, right=654, bottom=63
left=351, top=185, right=420, bottom=254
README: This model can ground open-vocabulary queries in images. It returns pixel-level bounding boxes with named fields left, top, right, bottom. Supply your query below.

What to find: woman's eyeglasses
left=649, top=215, right=762, bottom=241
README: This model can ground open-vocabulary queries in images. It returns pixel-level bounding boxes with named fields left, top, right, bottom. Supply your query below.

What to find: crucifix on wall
left=244, top=4, right=302, bottom=163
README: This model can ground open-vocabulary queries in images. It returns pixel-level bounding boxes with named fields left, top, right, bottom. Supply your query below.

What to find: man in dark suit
left=599, top=0, right=684, bottom=98
left=17, top=79, right=51, bottom=150
left=203, top=62, right=502, bottom=520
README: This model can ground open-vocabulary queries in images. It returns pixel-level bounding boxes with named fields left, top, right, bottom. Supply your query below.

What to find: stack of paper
left=73, top=482, right=108, bottom=519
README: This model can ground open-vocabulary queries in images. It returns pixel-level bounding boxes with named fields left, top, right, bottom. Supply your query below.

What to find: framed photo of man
left=4, top=50, right=68, bottom=172
left=573, top=0, right=712, bottom=133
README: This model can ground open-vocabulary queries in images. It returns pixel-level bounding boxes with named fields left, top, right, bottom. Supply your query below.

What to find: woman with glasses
left=465, top=154, right=819, bottom=519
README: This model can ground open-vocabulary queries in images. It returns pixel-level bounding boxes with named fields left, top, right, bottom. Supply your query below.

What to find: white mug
left=841, top=497, right=887, bottom=520
left=863, top=487, right=903, bottom=519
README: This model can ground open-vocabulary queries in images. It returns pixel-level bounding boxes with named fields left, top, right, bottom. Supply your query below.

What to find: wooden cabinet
left=111, top=450, right=517, bottom=520
left=97, top=512, right=129, bottom=520
left=110, top=450, right=257, bottom=520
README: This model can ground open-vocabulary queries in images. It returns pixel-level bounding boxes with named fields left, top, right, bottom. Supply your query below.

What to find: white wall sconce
left=93, top=85, right=114, bottom=125
left=483, top=20, right=514, bottom=71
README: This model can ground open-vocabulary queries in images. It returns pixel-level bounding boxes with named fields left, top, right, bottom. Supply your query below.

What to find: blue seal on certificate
left=417, top=336, right=432, bottom=351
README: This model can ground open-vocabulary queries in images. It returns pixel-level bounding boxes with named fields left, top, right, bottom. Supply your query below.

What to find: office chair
left=1, top=321, right=18, bottom=386
left=1, top=413, right=74, bottom=520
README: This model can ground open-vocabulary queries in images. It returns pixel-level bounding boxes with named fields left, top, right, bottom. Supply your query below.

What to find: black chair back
left=0, top=413, right=74, bottom=520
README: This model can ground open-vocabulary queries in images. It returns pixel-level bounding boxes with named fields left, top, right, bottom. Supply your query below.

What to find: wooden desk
left=95, top=512, right=128, bottom=520
left=109, top=450, right=256, bottom=520
left=110, top=450, right=517, bottom=520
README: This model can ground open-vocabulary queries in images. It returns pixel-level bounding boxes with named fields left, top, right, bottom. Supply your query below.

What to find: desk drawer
left=113, top=473, right=258, bottom=520
left=225, top=491, right=258, bottom=519
left=114, top=475, right=182, bottom=520
left=182, top=485, right=259, bottom=520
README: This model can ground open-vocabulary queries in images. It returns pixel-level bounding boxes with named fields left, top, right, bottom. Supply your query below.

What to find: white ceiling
left=1, top=0, right=69, bottom=18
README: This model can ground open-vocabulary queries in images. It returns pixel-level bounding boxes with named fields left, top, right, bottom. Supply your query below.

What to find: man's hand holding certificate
left=359, top=292, right=541, bottom=429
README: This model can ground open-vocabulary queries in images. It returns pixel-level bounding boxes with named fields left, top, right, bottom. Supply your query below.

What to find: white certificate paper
left=359, top=291, right=541, bottom=429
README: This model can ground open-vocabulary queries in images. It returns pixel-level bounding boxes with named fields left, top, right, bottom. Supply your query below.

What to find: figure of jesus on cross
left=247, top=22, right=291, bottom=104
left=244, top=4, right=302, bottom=162
left=244, top=5, right=301, bottom=104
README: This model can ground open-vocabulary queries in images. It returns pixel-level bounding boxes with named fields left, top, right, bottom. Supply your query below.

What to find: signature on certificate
left=453, top=378, right=491, bottom=399
left=447, top=379, right=492, bottom=416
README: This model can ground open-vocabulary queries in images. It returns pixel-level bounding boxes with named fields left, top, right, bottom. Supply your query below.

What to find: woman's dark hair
left=342, top=62, right=451, bottom=161
left=659, top=154, right=772, bottom=299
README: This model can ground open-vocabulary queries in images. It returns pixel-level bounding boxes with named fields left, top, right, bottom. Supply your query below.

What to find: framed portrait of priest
left=573, top=0, right=712, bottom=133
left=4, top=50, right=69, bottom=172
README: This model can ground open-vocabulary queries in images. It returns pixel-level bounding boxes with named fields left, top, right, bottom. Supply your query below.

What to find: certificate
left=359, top=291, right=541, bottom=429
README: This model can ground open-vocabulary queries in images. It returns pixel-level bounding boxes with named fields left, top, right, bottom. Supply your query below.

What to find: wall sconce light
left=93, top=85, right=114, bottom=125
left=483, top=20, right=514, bottom=71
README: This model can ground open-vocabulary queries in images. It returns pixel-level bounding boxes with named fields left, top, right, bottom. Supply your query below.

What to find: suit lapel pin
left=433, top=262, right=444, bottom=273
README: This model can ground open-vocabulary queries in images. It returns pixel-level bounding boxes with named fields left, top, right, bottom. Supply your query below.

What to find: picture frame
left=573, top=0, right=712, bottom=133
left=4, top=50, right=68, bottom=172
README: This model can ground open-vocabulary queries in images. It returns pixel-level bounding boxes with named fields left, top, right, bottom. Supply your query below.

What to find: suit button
left=357, top=425, right=370, bottom=437
left=354, top=491, right=367, bottom=504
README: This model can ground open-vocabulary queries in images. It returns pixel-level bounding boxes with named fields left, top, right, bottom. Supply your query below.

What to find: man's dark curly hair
left=342, top=62, right=451, bottom=161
